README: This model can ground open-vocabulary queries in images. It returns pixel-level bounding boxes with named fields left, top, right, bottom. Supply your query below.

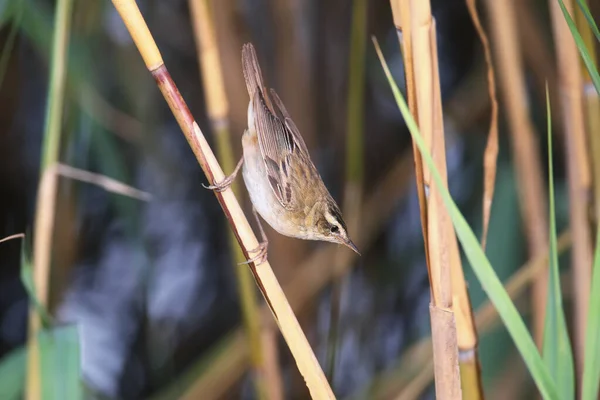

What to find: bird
left=205, top=42, right=359, bottom=264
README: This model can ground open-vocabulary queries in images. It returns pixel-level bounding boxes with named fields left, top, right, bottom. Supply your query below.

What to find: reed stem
left=392, top=1, right=462, bottom=398
left=110, top=0, right=334, bottom=397
left=548, top=0, right=593, bottom=377
left=187, top=1, right=274, bottom=398
left=160, top=152, right=414, bottom=399
left=26, top=0, right=74, bottom=398
left=485, top=0, right=550, bottom=349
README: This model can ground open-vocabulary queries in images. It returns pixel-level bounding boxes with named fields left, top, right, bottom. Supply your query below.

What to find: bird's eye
left=330, top=225, right=339, bottom=233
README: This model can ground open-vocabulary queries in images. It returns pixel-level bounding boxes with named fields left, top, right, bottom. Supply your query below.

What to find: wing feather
left=242, top=42, right=316, bottom=210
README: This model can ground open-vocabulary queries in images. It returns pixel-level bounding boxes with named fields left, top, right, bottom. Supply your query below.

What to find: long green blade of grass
left=372, top=37, right=558, bottom=400
left=0, top=347, right=26, bottom=399
left=0, top=326, right=82, bottom=400
left=583, top=189, right=600, bottom=400
left=542, top=85, right=575, bottom=399
left=557, top=0, right=600, bottom=94
left=39, top=325, right=82, bottom=399
left=556, top=2, right=600, bottom=397
left=575, top=0, right=600, bottom=44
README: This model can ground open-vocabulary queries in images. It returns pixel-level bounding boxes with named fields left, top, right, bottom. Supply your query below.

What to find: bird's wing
left=252, top=90, right=298, bottom=209
left=242, top=43, right=312, bottom=210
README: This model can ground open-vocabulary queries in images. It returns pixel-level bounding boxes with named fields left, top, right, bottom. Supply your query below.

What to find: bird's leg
left=203, top=157, right=244, bottom=192
left=240, top=207, right=269, bottom=266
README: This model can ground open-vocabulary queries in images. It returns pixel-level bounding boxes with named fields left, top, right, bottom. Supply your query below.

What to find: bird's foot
left=240, top=240, right=269, bottom=266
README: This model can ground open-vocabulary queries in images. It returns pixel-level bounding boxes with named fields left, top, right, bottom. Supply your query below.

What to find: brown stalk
left=26, top=0, right=74, bottom=396
left=27, top=161, right=150, bottom=399
left=187, top=1, right=276, bottom=398
left=514, top=0, right=563, bottom=137
left=574, top=1, right=600, bottom=223
left=548, top=0, right=593, bottom=375
left=397, top=1, right=462, bottom=398
left=485, top=0, right=549, bottom=348
left=174, top=152, right=415, bottom=400
left=27, top=167, right=58, bottom=400
left=391, top=0, right=431, bottom=275
left=465, top=0, right=499, bottom=252
left=458, top=0, right=499, bottom=397
left=364, top=230, right=572, bottom=400
left=109, top=0, right=333, bottom=397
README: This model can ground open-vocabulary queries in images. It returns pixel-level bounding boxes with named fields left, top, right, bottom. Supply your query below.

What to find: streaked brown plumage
left=207, top=43, right=359, bottom=262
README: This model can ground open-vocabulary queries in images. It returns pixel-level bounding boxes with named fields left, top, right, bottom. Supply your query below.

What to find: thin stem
left=26, top=0, right=74, bottom=398
left=110, top=1, right=334, bottom=397
left=485, top=0, right=550, bottom=348
left=548, top=0, right=594, bottom=378
left=188, top=1, right=272, bottom=398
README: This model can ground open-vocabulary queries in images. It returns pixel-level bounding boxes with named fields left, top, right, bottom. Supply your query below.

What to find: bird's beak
left=343, top=238, right=361, bottom=256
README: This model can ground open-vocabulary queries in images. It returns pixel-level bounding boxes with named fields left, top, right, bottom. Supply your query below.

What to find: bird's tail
left=241, top=43, right=265, bottom=98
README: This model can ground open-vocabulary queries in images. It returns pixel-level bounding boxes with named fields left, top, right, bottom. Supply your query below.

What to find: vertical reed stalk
left=391, top=0, right=430, bottom=268
left=515, top=0, right=563, bottom=135
left=187, top=1, right=277, bottom=399
left=110, top=0, right=334, bottom=397
left=326, top=0, right=367, bottom=383
left=390, top=1, right=462, bottom=398
left=485, top=0, right=549, bottom=348
left=548, top=0, right=593, bottom=376
left=365, top=232, right=571, bottom=400
left=26, top=0, right=74, bottom=398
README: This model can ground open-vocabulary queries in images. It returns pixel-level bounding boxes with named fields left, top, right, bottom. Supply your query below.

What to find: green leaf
left=0, top=325, right=82, bottom=400
left=19, top=235, right=54, bottom=328
left=557, top=0, right=600, bottom=94
left=542, top=85, right=575, bottom=399
left=576, top=0, right=600, bottom=45
left=583, top=188, right=600, bottom=400
left=0, top=346, right=26, bottom=399
left=37, top=325, right=82, bottom=400
left=372, top=38, right=559, bottom=400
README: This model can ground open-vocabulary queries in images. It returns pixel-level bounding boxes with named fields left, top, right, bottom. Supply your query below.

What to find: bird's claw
left=239, top=241, right=269, bottom=266
left=202, top=175, right=234, bottom=193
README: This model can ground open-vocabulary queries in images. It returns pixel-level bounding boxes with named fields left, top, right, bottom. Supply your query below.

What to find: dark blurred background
left=0, top=0, right=576, bottom=398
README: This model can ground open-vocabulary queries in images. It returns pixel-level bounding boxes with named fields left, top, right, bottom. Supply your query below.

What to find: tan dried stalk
left=364, top=231, right=572, bottom=400
left=548, top=0, right=593, bottom=375
left=465, top=0, right=499, bottom=252
left=514, top=0, right=563, bottom=136
left=187, top=1, right=275, bottom=398
left=26, top=162, right=151, bottom=400
left=109, top=0, right=334, bottom=397
left=485, top=0, right=549, bottom=348
left=390, top=1, right=462, bottom=398
left=391, top=0, right=431, bottom=270
left=174, top=152, right=415, bottom=399
left=460, top=0, right=499, bottom=396
left=26, top=0, right=74, bottom=397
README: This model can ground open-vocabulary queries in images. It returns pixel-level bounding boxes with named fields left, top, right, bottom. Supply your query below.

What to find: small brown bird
left=206, top=43, right=359, bottom=263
